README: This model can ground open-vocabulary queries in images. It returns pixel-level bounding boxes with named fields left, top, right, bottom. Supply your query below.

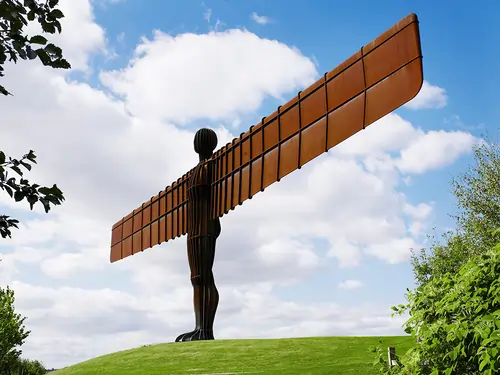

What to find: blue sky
left=93, top=0, right=498, bottom=126
left=0, top=0, right=494, bottom=368
left=89, top=0, right=491, bottom=302
left=93, top=0, right=497, bottom=221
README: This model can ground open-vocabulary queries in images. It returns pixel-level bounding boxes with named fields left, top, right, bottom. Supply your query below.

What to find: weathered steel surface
left=110, top=13, right=423, bottom=263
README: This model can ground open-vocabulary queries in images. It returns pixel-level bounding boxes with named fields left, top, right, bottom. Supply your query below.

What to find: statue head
left=194, top=128, right=218, bottom=160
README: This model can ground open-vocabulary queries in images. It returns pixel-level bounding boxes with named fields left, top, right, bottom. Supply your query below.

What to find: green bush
left=10, top=358, right=47, bottom=375
left=372, top=238, right=500, bottom=374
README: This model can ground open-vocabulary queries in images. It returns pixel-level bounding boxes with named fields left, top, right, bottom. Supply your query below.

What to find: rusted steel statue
left=109, top=13, right=424, bottom=341
left=176, top=128, right=220, bottom=341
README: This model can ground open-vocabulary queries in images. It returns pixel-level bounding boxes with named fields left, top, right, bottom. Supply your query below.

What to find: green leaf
left=45, top=43, right=62, bottom=55
left=9, top=218, right=19, bottom=228
left=4, top=185, right=13, bottom=198
left=41, top=20, right=56, bottom=34
left=29, top=35, right=48, bottom=45
left=0, top=151, right=5, bottom=164
left=27, top=195, right=38, bottom=210
left=12, top=40, right=24, bottom=54
left=36, top=48, right=51, bottom=65
left=11, top=166, right=22, bottom=176
left=13, top=191, right=25, bottom=202
left=0, top=84, right=12, bottom=96
left=39, top=197, right=51, bottom=213
left=26, top=150, right=36, bottom=163
left=27, top=10, right=35, bottom=21
left=6, top=177, right=16, bottom=188
left=49, top=9, right=64, bottom=19
left=491, top=347, right=498, bottom=358
left=26, top=45, right=37, bottom=60
left=37, top=187, right=50, bottom=195
left=52, top=58, right=71, bottom=69
left=18, top=48, right=27, bottom=60
left=19, top=161, right=31, bottom=171
left=480, top=357, right=489, bottom=371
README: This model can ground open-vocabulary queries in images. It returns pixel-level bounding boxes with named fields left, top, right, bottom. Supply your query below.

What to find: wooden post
left=388, top=346, right=398, bottom=369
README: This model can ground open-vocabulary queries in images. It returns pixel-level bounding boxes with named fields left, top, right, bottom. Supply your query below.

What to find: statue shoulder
left=194, top=161, right=212, bottom=184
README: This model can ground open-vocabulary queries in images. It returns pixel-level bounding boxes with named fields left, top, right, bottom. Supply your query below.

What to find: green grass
left=53, top=336, right=415, bottom=375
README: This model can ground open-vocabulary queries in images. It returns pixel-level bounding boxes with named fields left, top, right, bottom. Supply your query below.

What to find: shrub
left=373, top=237, right=500, bottom=374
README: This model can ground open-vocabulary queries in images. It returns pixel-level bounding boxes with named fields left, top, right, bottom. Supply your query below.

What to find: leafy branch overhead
left=0, top=0, right=69, bottom=239
left=0, top=150, right=64, bottom=238
left=0, top=0, right=71, bottom=96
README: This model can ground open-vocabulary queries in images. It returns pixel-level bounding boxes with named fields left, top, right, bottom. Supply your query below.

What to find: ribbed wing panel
left=110, top=171, right=191, bottom=262
left=209, top=13, right=423, bottom=219
left=109, top=13, right=423, bottom=263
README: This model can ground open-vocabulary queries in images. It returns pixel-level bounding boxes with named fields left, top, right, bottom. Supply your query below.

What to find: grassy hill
left=52, top=336, right=414, bottom=375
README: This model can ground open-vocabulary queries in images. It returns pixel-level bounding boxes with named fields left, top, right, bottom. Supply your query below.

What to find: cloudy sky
left=0, top=0, right=496, bottom=369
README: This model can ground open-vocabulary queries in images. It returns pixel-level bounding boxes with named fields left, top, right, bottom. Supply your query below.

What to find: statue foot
left=175, top=330, right=197, bottom=342
left=187, top=329, right=214, bottom=341
left=175, top=329, right=214, bottom=342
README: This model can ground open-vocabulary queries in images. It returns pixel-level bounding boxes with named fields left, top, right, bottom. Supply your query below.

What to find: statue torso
left=187, top=161, right=219, bottom=238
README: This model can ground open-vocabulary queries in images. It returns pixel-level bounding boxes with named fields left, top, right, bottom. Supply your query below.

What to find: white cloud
left=204, top=7, right=212, bottom=23
left=0, top=0, right=478, bottom=368
left=338, top=280, right=364, bottom=290
left=99, top=29, right=317, bottom=123
left=116, top=31, right=126, bottom=45
left=395, top=130, right=478, bottom=174
left=403, top=202, right=433, bottom=221
left=333, top=114, right=421, bottom=157
left=365, top=237, right=420, bottom=264
left=255, top=238, right=320, bottom=282
left=251, top=12, right=271, bottom=25
left=332, top=113, right=478, bottom=175
left=404, top=80, right=448, bottom=110
left=403, top=176, right=412, bottom=186
left=403, top=202, right=434, bottom=237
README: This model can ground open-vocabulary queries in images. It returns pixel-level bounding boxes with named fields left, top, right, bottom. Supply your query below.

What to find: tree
left=410, top=230, right=470, bottom=286
left=452, top=140, right=500, bottom=254
left=1, top=0, right=70, bottom=238
left=371, top=235, right=500, bottom=375
left=410, top=141, right=500, bottom=286
left=0, top=286, right=31, bottom=374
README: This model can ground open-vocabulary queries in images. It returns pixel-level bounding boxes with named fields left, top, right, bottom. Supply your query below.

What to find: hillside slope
left=53, top=336, right=415, bottom=375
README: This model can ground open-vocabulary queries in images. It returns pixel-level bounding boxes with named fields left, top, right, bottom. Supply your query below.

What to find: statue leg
left=175, top=236, right=218, bottom=342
